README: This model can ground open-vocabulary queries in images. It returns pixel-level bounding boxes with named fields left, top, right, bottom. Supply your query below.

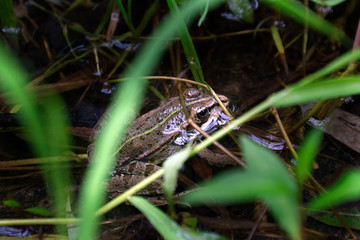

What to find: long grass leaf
left=0, top=44, right=70, bottom=233
left=162, top=145, right=191, bottom=197
left=166, top=0, right=206, bottom=84
left=185, top=136, right=300, bottom=240
left=262, top=0, right=351, bottom=47
left=95, top=0, right=114, bottom=34
left=115, top=0, right=136, bottom=33
left=311, top=0, right=346, bottom=6
left=295, top=48, right=360, bottom=87
left=272, top=76, right=360, bottom=107
left=129, top=196, right=193, bottom=240
left=296, top=129, right=323, bottom=184
left=308, top=170, right=360, bottom=210
left=0, top=0, right=18, bottom=49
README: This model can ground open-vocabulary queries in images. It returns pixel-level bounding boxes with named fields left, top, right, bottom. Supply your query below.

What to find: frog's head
left=182, top=88, right=232, bottom=141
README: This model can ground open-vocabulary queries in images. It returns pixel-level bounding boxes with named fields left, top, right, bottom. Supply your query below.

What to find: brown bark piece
left=325, top=108, right=360, bottom=154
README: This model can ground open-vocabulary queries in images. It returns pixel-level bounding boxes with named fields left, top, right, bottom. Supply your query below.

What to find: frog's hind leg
left=108, top=162, right=164, bottom=197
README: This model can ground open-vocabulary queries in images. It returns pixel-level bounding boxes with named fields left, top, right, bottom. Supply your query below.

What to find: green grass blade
left=95, top=0, right=114, bottom=34
left=128, top=196, right=194, bottom=240
left=184, top=169, right=287, bottom=203
left=296, top=129, right=323, bottom=184
left=115, top=0, right=136, bottom=34
left=198, top=0, right=210, bottom=26
left=134, top=0, right=159, bottom=37
left=308, top=170, right=360, bottom=210
left=130, top=196, right=226, bottom=239
left=0, top=44, right=70, bottom=232
left=127, top=0, right=133, bottom=24
left=0, top=48, right=42, bottom=152
left=242, top=136, right=300, bottom=240
left=262, top=0, right=351, bottom=47
left=263, top=195, right=301, bottom=240
left=3, top=200, right=20, bottom=208
left=0, top=0, right=16, bottom=27
left=272, top=76, right=360, bottom=107
left=166, top=0, right=206, bottom=84
left=162, top=145, right=191, bottom=218
left=185, top=136, right=300, bottom=240
left=24, top=207, right=52, bottom=217
left=0, top=0, right=18, bottom=49
left=295, top=48, right=360, bottom=87
left=76, top=1, right=223, bottom=239
left=310, top=208, right=360, bottom=230
left=311, top=0, right=346, bottom=6
left=162, top=145, right=191, bottom=197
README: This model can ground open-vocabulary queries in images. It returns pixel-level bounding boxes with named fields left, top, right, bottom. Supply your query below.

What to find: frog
left=88, top=88, right=234, bottom=197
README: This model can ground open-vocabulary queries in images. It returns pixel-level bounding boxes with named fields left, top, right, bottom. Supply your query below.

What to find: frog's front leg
left=197, top=148, right=237, bottom=166
left=107, top=161, right=163, bottom=198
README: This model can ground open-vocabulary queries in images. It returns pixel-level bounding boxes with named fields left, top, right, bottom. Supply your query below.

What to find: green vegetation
left=0, top=0, right=359, bottom=239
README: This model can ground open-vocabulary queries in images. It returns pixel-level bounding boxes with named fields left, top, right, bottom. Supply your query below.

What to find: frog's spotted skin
left=88, top=88, right=231, bottom=197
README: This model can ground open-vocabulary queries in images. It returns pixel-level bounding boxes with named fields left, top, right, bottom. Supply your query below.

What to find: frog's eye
left=196, top=107, right=208, bottom=118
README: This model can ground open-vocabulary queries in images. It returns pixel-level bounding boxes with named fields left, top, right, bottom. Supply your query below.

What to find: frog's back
left=119, top=97, right=186, bottom=163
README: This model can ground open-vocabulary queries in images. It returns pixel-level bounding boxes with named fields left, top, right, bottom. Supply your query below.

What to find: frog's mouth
left=200, top=107, right=230, bottom=133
